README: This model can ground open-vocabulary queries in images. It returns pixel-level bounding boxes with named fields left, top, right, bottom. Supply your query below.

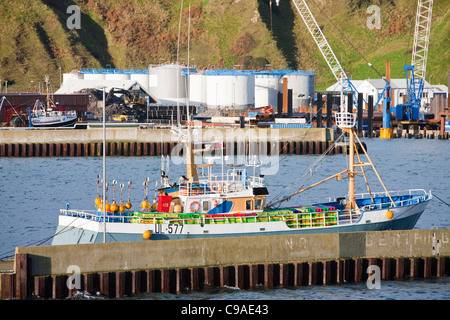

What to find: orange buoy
left=95, top=197, right=102, bottom=206
left=141, top=200, right=149, bottom=209
left=386, top=210, right=394, bottom=219
left=125, top=202, right=132, bottom=209
left=111, top=203, right=119, bottom=212
left=143, top=230, right=151, bottom=240
left=119, top=205, right=125, bottom=212
left=104, top=202, right=111, bottom=211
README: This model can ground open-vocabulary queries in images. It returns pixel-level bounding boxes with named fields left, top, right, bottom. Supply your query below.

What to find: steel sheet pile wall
left=1, top=229, right=448, bottom=299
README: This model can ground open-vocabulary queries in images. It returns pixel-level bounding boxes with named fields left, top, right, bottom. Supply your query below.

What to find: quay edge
left=1, top=228, right=449, bottom=299
left=0, top=127, right=338, bottom=157
left=12, top=229, right=450, bottom=277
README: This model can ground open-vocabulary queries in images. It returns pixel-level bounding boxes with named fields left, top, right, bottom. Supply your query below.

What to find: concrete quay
left=0, top=127, right=338, bottom=157
left=1, top=229, right=449, bottom=299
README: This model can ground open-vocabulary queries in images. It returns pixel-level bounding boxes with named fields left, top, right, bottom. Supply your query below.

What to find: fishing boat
left=52, top=85, right=432, bottom=245
left=30, top=76, right=77, bottom=128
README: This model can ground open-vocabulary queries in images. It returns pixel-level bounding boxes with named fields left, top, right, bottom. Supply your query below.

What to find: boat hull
left=51, top=199, right=428, bottom=245
left=31, top=116, right=77, bottom=128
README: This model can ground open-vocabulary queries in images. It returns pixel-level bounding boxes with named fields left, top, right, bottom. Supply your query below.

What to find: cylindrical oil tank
left=148, top=64, right=187, bottom=105
left=130, top=73, right=150, bottom=93
left=285, top=72, right=315, bottom=108
left=63, top=72, right=82, bottom=83
left=205, top=71, right=255, bottom=109
left=105, top=73, right=130, bottom=81
left=255, top=74, right=282, bottom=108
left=189, top=72, right=207, bottom=107
left=83, top=73, right=105, bottom=80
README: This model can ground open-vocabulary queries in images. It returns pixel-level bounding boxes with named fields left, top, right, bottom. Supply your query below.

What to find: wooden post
left=249, top=265, right=259, bottom=289
left=15, top=254, right=28, bottom=299
left=423, top=257, right=432, bottom=278
left=51, top=275, right=65, bottom=299
left=264, top=264, right=274, bottom=287
left=436, top=257, right=446, bottom=277
left=395, top=258, right=405, bottom=280
left=410, top=258, right=420, bottom=279
left=326, top=93, right=333, bottom=127
left=323, top=260, right=332, bottom=285
left=283, top=77, right=288, bottom=114
left=381, top=258, right=391, bottom=280
left=235, top=265, right=244, bottom=289
left=220, top=266, right=230, bottom=287
left=308, top=262, right=317, bottom=285
left=115, top=271, right=126, bottom=298
left=146, top=270, right=156, bottom=293
left=279, top=264, right=289, bottom=287
left=294, top=263, right=305, bottom=286
left=34, top=276, right=50, bottom=299
left=335, top=259, right=344, bottom=284
left=1, top=273, right=14, bottom=300
left=203, top=267, right=214, bottom=289
left=357, top=92, right=363, bottom=135
left=190, top=268, right=199, bottom=291
left=161, top=269, right=171, bottom=293
left=316, top=93, right=322, bottom=128
left=84, top=273, right=95, bottom=295
left=99, top=272, right=112, bottom=298
left=175, top=269, right=183, bottom=293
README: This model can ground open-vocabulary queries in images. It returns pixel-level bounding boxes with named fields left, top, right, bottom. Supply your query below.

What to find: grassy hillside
left=0, top=0, right=448, bottom=92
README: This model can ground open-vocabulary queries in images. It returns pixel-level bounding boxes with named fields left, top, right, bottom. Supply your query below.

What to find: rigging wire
left=265, top=95, right=332, bottom=171
left=307, top=0, right=385, bottom=79
left=267, top=131, right=346, bottom=207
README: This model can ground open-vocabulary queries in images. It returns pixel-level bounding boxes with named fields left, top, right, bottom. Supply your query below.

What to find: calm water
left=1, top=137, right=449, bottom=300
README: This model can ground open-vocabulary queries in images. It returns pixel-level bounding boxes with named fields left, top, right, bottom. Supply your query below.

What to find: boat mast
left=344, top=121, right=358, bottom=210
left=102, top=87, right=106, bottom=243
left=45, top=75, right=51, bottom=111
left=337, top=74, right=358, bottom=210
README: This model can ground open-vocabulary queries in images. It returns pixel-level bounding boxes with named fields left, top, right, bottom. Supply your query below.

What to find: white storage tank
left=105, top=73, right=130, bottom=81
left=130, top=73, right=150, bottom=93
left=149, top=64, right=187, bottom=105
left=255, top=74, right=282, bottom=108
left=205, top=70, right=255, bottom=109
left=285, top=71, right=315, bottom=108
left=83, top=73, right=105, bottom=80
left=189, top=72, right=207, bottom=107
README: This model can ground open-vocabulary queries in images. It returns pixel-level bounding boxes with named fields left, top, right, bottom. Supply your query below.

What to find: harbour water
left=1, top=137, right=449, bottom=300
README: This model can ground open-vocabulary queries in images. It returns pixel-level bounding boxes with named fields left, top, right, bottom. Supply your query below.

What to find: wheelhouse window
left=245, top=200, right=252, bottom=210
left=255, top=198, right=264, bottom=210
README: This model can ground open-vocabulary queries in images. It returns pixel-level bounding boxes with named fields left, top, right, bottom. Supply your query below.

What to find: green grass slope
left=0, top=0, right=448, bottom=92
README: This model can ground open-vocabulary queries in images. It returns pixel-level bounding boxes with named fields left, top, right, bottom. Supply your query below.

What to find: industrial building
left=56, top=65, right=315, bottom=111
left=326, top=79, right=448, bottom=114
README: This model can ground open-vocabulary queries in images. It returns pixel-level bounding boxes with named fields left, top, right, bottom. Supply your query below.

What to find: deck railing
left=59, top=190, right=431, bottom=229
left=60, top=208, right=360, bottom=229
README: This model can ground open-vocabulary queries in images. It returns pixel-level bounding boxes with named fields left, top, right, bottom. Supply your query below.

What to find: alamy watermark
left=66, top=265, right=81, bottom=290
left=66, top=5, right=81, bottom=30
left=170, top=124, right=280, bottom=176
left=366, top=265, right=381, bottom=289
left=367, top=5, right=381, bottom=30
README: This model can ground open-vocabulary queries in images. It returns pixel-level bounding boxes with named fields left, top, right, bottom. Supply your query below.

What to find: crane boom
left=291, top=0, right=346, bottom=82
left=411, top=0, right=433, bottom=80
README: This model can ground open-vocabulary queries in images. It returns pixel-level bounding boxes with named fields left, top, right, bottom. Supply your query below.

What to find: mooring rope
left=433, top=194, right=450, bottom=208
